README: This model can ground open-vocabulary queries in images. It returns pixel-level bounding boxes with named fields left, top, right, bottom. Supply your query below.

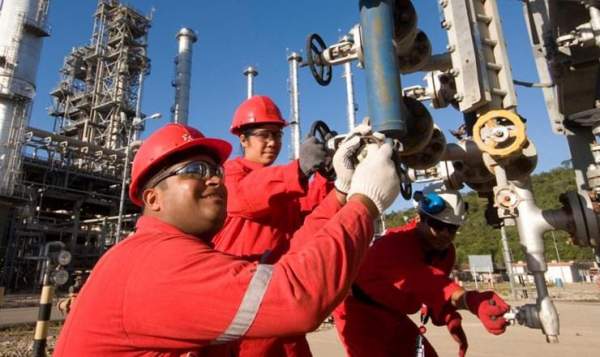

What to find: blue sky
left=29, top=0, right=570, bottom=210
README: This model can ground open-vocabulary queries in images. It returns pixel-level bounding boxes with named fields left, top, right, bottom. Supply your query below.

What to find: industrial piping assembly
left=297, top=0, right=600, bottom=343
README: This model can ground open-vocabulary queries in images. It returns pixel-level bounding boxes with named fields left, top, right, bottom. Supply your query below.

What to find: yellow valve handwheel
left=472, top=110, right=527, bottom=159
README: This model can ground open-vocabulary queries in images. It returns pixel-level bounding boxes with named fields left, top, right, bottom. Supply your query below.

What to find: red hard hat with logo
left=230, top=95, right=288, bottom=135
left=129, top=123, right=232, bottom=207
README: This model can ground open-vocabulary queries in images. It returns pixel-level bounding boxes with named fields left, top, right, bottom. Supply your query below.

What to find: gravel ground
left=0, top=322, right=60, bottom=357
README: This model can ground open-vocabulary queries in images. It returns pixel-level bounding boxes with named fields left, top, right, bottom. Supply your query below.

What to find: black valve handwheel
left=309, top=120, right=338, bottom=180
left=306, top=33, right=333, bottom=86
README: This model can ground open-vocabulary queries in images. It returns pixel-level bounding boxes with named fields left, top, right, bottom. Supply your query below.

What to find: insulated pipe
left=359, top=0, right=408, bottom=139
left=512, top=180, right=560, bottom=342
left=243, top=66, right=258, bottom=99
left=172, top=28, right=197, bottom=125
left=343, top=59, right=357, bottom=130
left=288, top=52, right=302, bottom=160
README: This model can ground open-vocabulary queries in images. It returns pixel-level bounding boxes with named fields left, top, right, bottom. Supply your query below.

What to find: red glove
left=465, top=291, right=510, bottom=335
left=446, top=311, right=468, bottom=357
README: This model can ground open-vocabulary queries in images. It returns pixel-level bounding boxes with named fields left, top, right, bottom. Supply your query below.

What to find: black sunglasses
left=425, top=216, right=460, bottom=233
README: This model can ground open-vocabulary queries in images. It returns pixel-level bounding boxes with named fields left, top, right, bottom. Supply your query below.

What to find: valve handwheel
left=473, top=110, right=527, bottom=158
left=306, top=33, right=333, bottom=86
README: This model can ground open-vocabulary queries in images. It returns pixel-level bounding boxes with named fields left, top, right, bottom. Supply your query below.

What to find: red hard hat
left=230, top=95, right=288, bottom=135
left=129, top=123, right=232, bottom=207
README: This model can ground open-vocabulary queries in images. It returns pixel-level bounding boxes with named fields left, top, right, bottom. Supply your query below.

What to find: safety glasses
left=171, top=160, right=224, bottom=180
left=246, top=129, right=283, bottom=142
left=425, top=216, right=460, bottom=234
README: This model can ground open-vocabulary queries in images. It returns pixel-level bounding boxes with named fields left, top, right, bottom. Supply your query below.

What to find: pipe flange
left=398, top=31, right=432, bottom=73
left=473, top=110, right=527, bottom=158
left=402, top=124, right=446, bottom=169
left=398, top=97, right=434, bottom=156
left=393, top=0, right=418, bottom=52
left=562, top=191, right=593, bottom=247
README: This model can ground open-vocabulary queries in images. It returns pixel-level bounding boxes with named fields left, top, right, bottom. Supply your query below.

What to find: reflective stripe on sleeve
left=212, top=264, right=274, bottom=344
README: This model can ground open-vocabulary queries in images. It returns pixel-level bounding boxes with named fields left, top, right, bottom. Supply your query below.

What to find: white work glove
left=332, top=120, right=384, bottom=193
left=347, top=143, right=400, bottom=215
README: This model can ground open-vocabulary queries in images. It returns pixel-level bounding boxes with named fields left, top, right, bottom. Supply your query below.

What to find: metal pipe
left=115, top=112, right=130, bottom=244
left=172, top=28, right=197, bottom=125
left=588, top=6, right=600, bottom=47
left=288, top=52, right=302, bottom=160
left=243, top=66, right=258, bottom=99
left=442, top=141, right=483, bottom=163
left=359, top=0, right=408, bottom=139
left=25, top=126, right=125, bottom=159
left=512, top=180, right=560, bottom=342
left=132, top=71, right=145, bottom=142
left=534, top=272, right=560, bottom=343
left=420, top=52, right=453, bottom=73
left=500, top=226, right=517, bottom=300
left=343, top=59, right=357, bottom=130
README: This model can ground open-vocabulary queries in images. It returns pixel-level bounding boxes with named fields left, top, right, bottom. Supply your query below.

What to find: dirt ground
left=307, top=300, right=600, bottom=357
left=0, top=283, right=599, bottom=356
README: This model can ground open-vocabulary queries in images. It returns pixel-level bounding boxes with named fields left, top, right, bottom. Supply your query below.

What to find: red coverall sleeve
left=289, top=190, right=343, bottom=251
left=247, top=200, right=374, bottom=336
left=299, top=172, right=334, bottom=215
left=226, top=160, right=307, bottom=219
left=122, top=201, right=373, bottom=347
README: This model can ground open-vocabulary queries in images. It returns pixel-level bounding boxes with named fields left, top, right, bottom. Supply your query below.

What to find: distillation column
left=0, top=0, right=50, bottom=196
left=172, top=28, right=197, bottom=125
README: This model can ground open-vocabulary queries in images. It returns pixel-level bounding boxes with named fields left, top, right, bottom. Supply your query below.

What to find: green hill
left=383, top=167, right=596, bottom=266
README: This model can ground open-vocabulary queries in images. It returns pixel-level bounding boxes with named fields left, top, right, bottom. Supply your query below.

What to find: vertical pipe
left=359, top=0, right=408, bottom=138
left=500, top=226, right=517, bottom=300
left=512, top=180, right=560, bottom=342
left=288, top=52, right=302, bottom=160
left=172, top=28, right=197, bottom=125
left=115, top=112, right=129, bottom=244
left=132, top=71, right=145, bottom=142
left=343, top=59, right=357, bottom=130
left=243, top=66, right=258, bottom=99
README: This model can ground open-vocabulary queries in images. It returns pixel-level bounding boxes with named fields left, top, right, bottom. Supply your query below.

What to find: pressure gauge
left=51, top=269, right=70, bottom=286
left=56, top=250, right=72, bottom=266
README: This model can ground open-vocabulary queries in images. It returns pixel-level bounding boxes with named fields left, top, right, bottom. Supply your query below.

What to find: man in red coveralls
left=54, top=123, right=401, bottom=356
left=212, top=95, right=336, bottom=357
left=333, top=185, right=511, bottom=357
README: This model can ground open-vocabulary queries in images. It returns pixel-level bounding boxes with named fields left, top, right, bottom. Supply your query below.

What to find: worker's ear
left=142, top=187, right=161, bottom=212
left=239, top=134, right=250, bottom=148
